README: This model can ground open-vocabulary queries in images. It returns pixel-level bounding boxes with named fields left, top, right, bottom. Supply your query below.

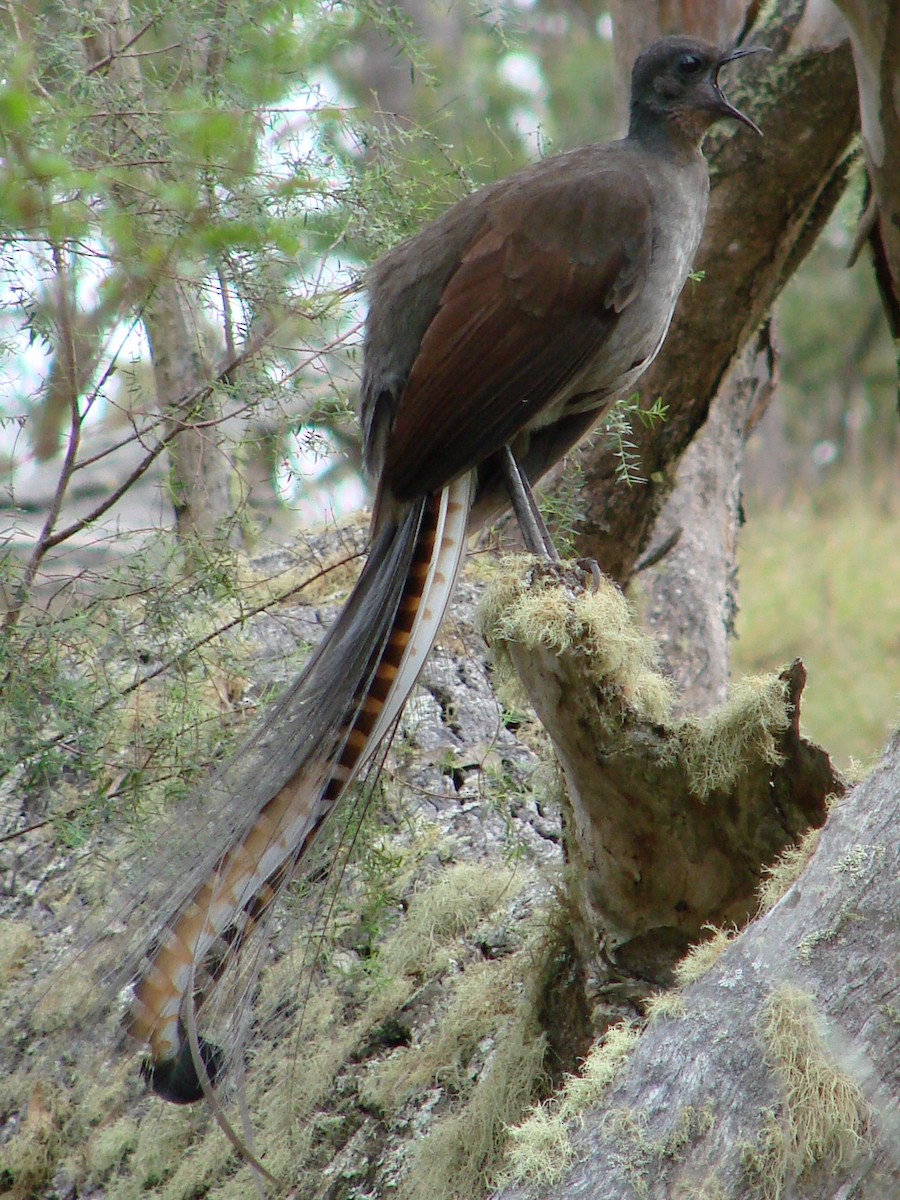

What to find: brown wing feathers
left=380, top=177, right=650, bottom=504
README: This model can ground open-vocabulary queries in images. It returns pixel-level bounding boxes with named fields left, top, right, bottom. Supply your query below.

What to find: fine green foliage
left=604, top=394, right=669, bottom=487
left=0, top=538, right=301, bottom=847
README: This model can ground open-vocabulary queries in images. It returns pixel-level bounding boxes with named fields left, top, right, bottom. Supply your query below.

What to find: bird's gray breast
left=555, top=153, right=709, bottom=418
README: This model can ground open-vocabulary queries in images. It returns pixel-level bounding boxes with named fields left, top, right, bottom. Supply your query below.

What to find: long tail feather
left=127, top=473, right=475, bottom=1100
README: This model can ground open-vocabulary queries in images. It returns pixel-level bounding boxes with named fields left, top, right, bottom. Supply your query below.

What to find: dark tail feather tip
left=141, top=1036, right=225, bottom=1104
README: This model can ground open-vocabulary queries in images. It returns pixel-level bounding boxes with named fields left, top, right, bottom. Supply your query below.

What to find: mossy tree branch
left=479, top=561, right=842, bottom=985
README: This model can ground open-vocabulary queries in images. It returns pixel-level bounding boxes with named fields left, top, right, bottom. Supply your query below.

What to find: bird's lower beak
left=714, top=45, right=767, bottom=137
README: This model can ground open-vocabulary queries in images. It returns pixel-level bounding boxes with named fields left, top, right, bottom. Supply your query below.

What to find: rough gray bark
left=494, top=732, right=900, bottom=1200
left=638, top=326, right=776, bottom=715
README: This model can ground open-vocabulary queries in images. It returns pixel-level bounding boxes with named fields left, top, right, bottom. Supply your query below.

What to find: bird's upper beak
left=712, top=45, right=767, bottom=136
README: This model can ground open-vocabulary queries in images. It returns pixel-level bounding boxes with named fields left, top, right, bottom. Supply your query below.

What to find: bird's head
left=629, top=36, right=765, bottom=147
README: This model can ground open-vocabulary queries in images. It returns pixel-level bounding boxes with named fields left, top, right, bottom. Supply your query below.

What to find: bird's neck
left=627, top=107, right=709, bottom=165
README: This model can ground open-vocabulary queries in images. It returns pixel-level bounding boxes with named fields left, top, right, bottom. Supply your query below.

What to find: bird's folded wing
left=380, top=168, right=652, bottom=502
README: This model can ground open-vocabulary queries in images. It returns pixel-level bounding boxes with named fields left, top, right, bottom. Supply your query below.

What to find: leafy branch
left=603, top=394, right=669, bottom=487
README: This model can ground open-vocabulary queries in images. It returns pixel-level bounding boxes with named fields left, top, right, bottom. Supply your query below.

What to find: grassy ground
left=733, top=484, right=899, bottom=772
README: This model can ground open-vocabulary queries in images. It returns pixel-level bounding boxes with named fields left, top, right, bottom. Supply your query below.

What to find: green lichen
left=557, top=1022, right=640, bottom=1121
left=477, top=558, right=674, bottom=723
left=604, top=1102, right=715, bottom=1197
left=833, top=843, right=883, bottom=879
left=745, top=985, right=870, bottom=1199
left=479, top=562, right=796, bottom=803
left=672, top=675, right=790, bottom=798
left=757, top=828, right=821, bottom=913
left=796, top=902, right=853, bottom=964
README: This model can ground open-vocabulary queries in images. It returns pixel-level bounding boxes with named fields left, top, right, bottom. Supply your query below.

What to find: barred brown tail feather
left=127, top=474, right=475, bottom=1098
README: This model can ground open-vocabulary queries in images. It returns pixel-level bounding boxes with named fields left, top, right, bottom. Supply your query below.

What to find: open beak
left=713, top=45, right=768, bottom=136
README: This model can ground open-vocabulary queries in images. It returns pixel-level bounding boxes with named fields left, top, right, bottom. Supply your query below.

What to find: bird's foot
left=575, top=557, right=603, bottom=591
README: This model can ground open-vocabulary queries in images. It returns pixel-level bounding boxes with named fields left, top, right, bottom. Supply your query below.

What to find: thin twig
left=3, top=246, right=83, bottom=633
left=0, top=547, right=365, bottom=789
left=84, top=18, right=157, bottom=76
left=38, top=331, right=272, bottom=553
left=116, top=548, right=364, bottom=701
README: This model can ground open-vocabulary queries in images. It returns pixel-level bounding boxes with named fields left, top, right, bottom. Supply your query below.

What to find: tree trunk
left=143, top=281, right=237, bottom=553
left=830, top=0, right=900, bottom=340
left=80, top=1, right=239, bottom=552
left=480, top=564, right=841, bottom=986
left=494, top=733, right=900, bottom=1200
left=637, top=326, right=776, bottom=715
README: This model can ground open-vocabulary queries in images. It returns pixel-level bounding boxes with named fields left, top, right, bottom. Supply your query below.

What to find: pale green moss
left=30, top=963, right=95, bottom=1033
left=603, top=1101, right=715, bottom=1196
left=673, top=675, right=790, bottom=797
left=477, top=558, right=674, bottom=723
left=757, top=829, right=821, bottom=913
left=557, top=1021, right=640, bottom=1121
left=407, top=1020, right=548, bottom=1200
left=364, top=954, right=523, bottom=1111
left=479, top=564, right=795, bottom=801
left=404, top=940, right=550, bottom=1200
left=0, top=1089, right=63, bottom=1198
left=833, top=843, right=884, bottom=878
left=158, top=1124, right=236, bottom=1200
left=645, top=990, right=688, bottom=1023
left=88, top=1117, right=139, bottom=1177
left=673, top=927, right=735, bottom=987
left=120, top=1107, right=198, bottom=1192
left=0, top=919, right=35, bottom=992
left=504, top=1105, right=575, bottom=1187
left=503, top=1021, right=639, bottom=1187
left=746, top=984, right=870, bottom=1198
left=381, top=861, right=520, bottom=980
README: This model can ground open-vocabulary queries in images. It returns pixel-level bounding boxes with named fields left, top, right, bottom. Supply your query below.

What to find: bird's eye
left=678, top=53, right=703, bottom=76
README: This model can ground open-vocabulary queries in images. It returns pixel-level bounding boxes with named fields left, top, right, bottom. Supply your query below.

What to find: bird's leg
left=501, top=447, right=604, bottom=590
left=501, top=445, right=560, bottom=562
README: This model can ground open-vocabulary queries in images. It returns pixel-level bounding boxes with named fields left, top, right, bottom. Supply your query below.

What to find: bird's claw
left=576, top=557, right=603, bottom=591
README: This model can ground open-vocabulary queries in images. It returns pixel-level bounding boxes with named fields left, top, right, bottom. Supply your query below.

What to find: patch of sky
left=498, top=51, right=546, bottom=157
